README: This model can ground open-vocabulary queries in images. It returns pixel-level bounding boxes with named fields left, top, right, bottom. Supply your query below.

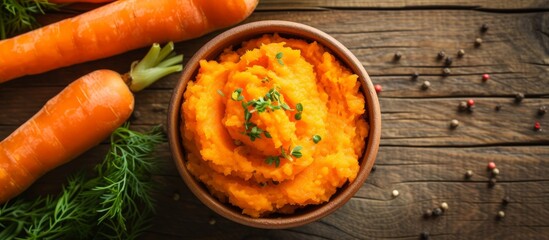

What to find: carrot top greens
left=0, top=125, right=164, bottom=240
left=0, top=0, right=57, bottom=39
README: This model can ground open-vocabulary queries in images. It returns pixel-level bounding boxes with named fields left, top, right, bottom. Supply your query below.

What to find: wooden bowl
left=167, top=20, right=381, bottom=229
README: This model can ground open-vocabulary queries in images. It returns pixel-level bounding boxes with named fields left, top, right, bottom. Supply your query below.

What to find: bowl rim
left=167, top=20, right=381, bottom=229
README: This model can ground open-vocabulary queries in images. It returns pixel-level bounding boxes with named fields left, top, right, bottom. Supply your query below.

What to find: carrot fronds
left=129, top=41, right=183, bottom=92
left=0, top=0, right=58, bottom=39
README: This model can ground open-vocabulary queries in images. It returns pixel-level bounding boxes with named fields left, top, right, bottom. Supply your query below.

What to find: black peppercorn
left=475, top=38, right=483, bottom=47
left=502, top=196, right=511, bottom=205
left=457, top=49, right=465, bottom=57
left=458, top=101, right=468, bottom=111
left=432, top=207, right=443, bottom=216
left=437, top=51, right=446, bottom=59
left=423, top=209, right=433, bottom=218
left=514, top=92, right=524, bottom=103
left=495, top=104, right=502, bottom=111
left=412, top=72, right=420, bottom=80
left=465, top=170, right=473, bottom=179
left=443, top=67, right=451, bottom=76
left=489, top=178, right=497, bottom=188
left=445, top=57, right=453, bottom=66
left=394, top=51, right=402, bottom=60
left=538, top=106, right=547, bottom=116
left=481, top=24, right=489, bottom=32
left=420, top=231, right=430, bottom=240
left=371, top=164, right=377, bottom=172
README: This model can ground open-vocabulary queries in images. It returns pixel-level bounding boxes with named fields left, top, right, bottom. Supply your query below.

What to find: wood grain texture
left=1, top=2, right=548, bottom=240
left=256, top=0, right=549, bottom=10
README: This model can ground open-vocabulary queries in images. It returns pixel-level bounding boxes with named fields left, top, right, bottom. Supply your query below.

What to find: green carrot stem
left=128, top=42, right=183, bottom=92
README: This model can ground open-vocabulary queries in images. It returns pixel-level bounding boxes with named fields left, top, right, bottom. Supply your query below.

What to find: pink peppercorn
left=534, top=122, right=541, bottom=131
left=467, top=99, right=475, bottom=107
left=482, top=74, right=490, bottom=81
left=487, top=162, right=496, bottom=170
left=375, top=84, right=382, bottom=93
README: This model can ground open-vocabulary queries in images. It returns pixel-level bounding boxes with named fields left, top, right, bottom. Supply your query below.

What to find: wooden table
left=1, top=1, right=548, bottom=239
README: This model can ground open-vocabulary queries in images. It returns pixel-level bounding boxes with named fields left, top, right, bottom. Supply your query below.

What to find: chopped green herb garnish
left=231, top=88, right=243, bottom=101
left=217, top=89, right=225, bottom=97
left=294, top=102, right=303, bottom=120
left=264, top=131, right=272, bottom=138
left=248, top=126, right=263, bottom=141
left=312, top=135, right=321, bottom=144
left=276, top=52, right=284, bottom=65
left=265, top=156, right=281, bottom=167
left=262, top=77, right=270, bottom=83
left=290, top=146, right=303, bottom=158
left=296, top=103, right=303, bottom=112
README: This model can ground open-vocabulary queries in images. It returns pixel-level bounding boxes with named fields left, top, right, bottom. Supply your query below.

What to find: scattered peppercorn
left=482, top=73, right=490, bottom=81
left=423, top=209, right=433, bottom=218
left=495, top=104, right=502, bottom=111
left=481, top=24, right=489, bottom=32
left=412, top=72, right=419, bottom=80
left=172, top=192, right=180, bottom=201
left=514, top=92, right=524, bottom=103
left=440, top=202, right=449, bottom=211
left=437, top=51, right=446, bottom=59
left=467, top=99, right=475, bottom=107
left=497, top=210, right=505, bottom=219
left=445, top=57, right=453, bottom=66
left=130, top=110, right=141, bottom=120
left=458, top=101, right=468, bottom=111
left=420, top=231, right=430, bottom=240
left=465, top=170, right=474, bottom=179
left=489, top=178, right=497, bottom=188
left=538, top=106, right=547, bottom=116
left=450, top=119, right=460, bottom=129
left=374, top=84, right=382, bottom=93
left=432, top=207, right=443, bottom=216
left=443, top=67, right=451, bottom=76
left=394, top=51, right=402, bottom=60
left=487, top=161, right=496, bottom=170
left=422, top=80, right=431, bottom=90
left=208, top=217, right=217, bottom=225
left=371, top=164, right=377, bottom=172
left=457, top=49, right=465, bottom=57
left=475, top=38, right=483, bottom=47
left=534, top=121, right=541, bottom=131
left=392, top=189, right=400, bottom=198
left=502, top=196, right=511, bottom=205
left=492, top=168, right=500, bottom=176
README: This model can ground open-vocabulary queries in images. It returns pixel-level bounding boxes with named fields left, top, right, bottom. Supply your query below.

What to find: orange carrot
left=49, top=0, right=114, bottom=3
left=0, top=0, right=257, bottom=82
left=0, top=42, right=182, bottom=204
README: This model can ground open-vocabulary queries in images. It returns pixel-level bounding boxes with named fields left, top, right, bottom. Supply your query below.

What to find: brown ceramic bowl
left=168, top=20, right=381, bottom=229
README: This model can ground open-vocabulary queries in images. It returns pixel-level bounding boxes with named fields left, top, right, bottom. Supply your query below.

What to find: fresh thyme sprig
left=265, top=145, right=303, bottom=167
left=231, top=87, right=295, bottom=142
left=0, top=124, right=164, bottom=239
left=0, top=0, right=58, bottom=39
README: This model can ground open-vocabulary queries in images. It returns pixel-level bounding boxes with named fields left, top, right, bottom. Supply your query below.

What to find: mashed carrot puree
left=181, top=34, right=369, bottom=217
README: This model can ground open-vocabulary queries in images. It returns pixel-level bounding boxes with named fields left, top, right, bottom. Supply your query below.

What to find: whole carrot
left=49, top=0, right=114, bottom=3
left=0, top=0, right=257, bottom=82
left=0, top=42, right=182, bottom=204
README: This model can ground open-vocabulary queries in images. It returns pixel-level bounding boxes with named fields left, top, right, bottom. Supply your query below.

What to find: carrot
left=0, top=0, right=257, bottom=82
left=49, top=0, right=114, bottom=3
left=0, top=42, right=182, bottom=204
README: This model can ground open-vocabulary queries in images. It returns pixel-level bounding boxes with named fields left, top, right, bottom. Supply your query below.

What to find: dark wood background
left=1, top=0, right=548, bottom=239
